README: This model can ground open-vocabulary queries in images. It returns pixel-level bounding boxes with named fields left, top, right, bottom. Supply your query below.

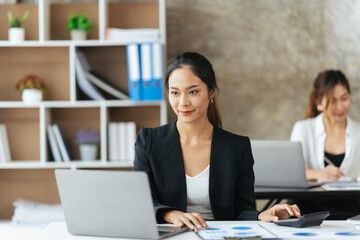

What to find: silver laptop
left=55, top=169, right=188, bottom=239
left=251, top=140, right=321, bottom=188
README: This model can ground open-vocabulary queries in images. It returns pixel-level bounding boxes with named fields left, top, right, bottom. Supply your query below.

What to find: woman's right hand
left=307, top=166, right=344, bottom=181
left=321, top=165, right=344, bottom=181
left=163, top=210, right=208, bottom=230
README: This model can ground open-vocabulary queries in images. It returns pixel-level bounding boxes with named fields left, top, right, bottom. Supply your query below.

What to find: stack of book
left=105, top=28, right=159, bottom=42
left=47, top=124, right=71, bottom=162
left=108, top=122, right=136, bottom=163
left=126, top=42, right=164, bottom=101
left=12, top=199, right=65, bottom=224
left=0, top=124, right=11, bottom=163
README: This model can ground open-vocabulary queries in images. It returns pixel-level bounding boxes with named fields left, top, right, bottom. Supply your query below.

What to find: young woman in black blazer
left=133, top=52, right=301, bottom=230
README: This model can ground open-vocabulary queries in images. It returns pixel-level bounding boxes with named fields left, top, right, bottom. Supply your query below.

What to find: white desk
left=0, top=220, right=46, bottom=240
left=34, top=221, right=360, bottom=240
left=1, top=220, right=360, bottom=240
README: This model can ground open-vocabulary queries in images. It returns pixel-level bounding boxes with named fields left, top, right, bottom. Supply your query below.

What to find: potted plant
left=75, top=129, right=100, bottom=161
left=7, top=11, right=29, bottom=42
left=15, top=75, right=46, bottom=103
left=67, top=14, right=92, bottom=41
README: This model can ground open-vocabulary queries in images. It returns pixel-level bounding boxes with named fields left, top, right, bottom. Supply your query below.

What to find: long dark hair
left=165, top=52, right=222, bottom=128
left=305, top=70, right=351, bottom=119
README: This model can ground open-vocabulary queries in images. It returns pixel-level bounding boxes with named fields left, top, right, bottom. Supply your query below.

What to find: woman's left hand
left=257, top=204, right=301, bottom=222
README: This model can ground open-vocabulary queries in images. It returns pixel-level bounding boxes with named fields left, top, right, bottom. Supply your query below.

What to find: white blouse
left=290, top=113, right=360, bottom=178
left=186, top=165, right=214, bottom=220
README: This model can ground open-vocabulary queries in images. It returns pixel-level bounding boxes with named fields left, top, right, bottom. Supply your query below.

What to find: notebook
left=55, top=169, right=188, bottom=239
left=251, top=140, right=321, bottom=188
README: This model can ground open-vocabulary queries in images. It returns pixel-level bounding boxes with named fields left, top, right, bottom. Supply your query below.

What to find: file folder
left=140, top=43, right=153, bottom=100
left=151, top=42, right=164, bottom=100
left=126, top=44, right=142, bottom=100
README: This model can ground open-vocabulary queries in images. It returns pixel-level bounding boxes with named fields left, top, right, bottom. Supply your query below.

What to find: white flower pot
left=22, top=89, right=43, bottom=104
left=70, top=30, right=87, bottom=41
left=79, top=143, right=98, bottom=161
left=9, top=28, right=25, bottom=42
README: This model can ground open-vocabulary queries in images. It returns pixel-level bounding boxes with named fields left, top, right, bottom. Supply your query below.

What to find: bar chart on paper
left=196, top=223, right=275, bottom=239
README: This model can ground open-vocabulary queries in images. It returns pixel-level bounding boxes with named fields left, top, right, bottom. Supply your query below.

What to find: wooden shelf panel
left=0, top=39, right=161, bottom=47
left=0, top=108, right=39, bottom=161
left=0, top=4, right=39, bottom=41
left=108, top=2, right=159, bottom=29
left=0, top=161, right=132, bottom=169
left=0, top=169, right=60, bottom=219
left=77, top=46, right=128, bottom=100
left=0, top=47, right=70, bottom=101
left=0, top=100, right=163, bottom=108
left=49, top=108, right=101, bottom=161
left=50, top=2, right=99, bottom=40
left=108, top=105, right=160, bottom=132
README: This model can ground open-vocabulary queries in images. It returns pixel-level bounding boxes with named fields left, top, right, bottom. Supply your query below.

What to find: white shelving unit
left=0, top=0, right=167, bottom=169
left=0, top=0, right=167, bottom=219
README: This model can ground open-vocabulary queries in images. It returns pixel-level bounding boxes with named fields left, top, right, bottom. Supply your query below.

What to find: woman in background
left=134, top=52, right=301, bottom=230
left=291, top=70, right=360, bottom=181
left=290, top=70, right=360, bottom=219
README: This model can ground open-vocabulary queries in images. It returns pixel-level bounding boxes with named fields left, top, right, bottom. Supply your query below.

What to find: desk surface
left=255, top=186, right=360, bottom=200
left=34, top=221, right=360, bottom=240
left=1, top=220, right=360, bottom=240
left=0, top=220, right=46, bottom=240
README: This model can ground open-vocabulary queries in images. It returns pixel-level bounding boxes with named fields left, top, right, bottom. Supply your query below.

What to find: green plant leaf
left=20, top=11, right=29, bottom=24
left=8, top=11, right=28, bottom=28
left=67, top=13, right=92, bottom=32
left=7, top=11, right=14, bottom=27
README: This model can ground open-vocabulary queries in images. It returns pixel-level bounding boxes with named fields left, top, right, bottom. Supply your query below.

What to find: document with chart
left=260, top=221, right=360, bottom=239
left=196, top=223, right=275, bottom=239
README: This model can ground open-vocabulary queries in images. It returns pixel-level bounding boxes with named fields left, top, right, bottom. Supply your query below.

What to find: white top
left=186, top=165, right=214, bottom=220
left=290, top=113, right=360, bottom=178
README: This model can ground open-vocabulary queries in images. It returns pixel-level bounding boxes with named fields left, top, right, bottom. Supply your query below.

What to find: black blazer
left=133, top=121, right=259, bottom=222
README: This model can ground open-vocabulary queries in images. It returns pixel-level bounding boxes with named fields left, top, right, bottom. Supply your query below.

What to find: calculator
left=275, top=211, right=330, bottom=228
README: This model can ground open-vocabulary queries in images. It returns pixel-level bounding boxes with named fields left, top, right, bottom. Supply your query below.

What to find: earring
left=211, top=99, right=214, bottom=103
left=317, top=104, right=324, bottom=112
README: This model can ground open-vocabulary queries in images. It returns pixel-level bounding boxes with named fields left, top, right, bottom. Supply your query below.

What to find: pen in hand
left=323, top=156, right=353, bottom=181
left=324, top=156, right=334, bottom=166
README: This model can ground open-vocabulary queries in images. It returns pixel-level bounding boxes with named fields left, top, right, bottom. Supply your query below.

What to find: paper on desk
left=322, top=181, right=360, bottom=190
left=11, top=199, right=65, bottom=224
left=196, top=223, right=275, bottom=239
left=260, top=221, right=360, bottom=239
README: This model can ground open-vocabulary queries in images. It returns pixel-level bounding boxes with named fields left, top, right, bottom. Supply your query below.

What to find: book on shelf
left=151, top=42, right=164, bottom=100
left=52, top=124, right=71, bottom=162
left=105, top=28, right=159, bottom=42
left=47, top=125, right=63, bottom=162
left=118, top=122, right=127, bottom=161
left=108, top=122, right=118, bottom=161
left=83, top=71, right=129, bottom=100
left=126, top=43, right=142, bottom=100
left=75, top=50, right=105, bottom=101
left=126, top=122, right=136, bottom=162
left=76, top=50, right=129, bottom=100
left=0, top=124, right=11, bottom=163
left=108, top=121, right=136, bottom=163
left=127, top=42, right=164, bottom=101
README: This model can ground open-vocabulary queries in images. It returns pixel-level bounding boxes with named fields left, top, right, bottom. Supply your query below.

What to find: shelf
left=0, top=108, right=40, bottom=161
left=0, top=100, right=165, bottom=108
left=108, top=2, right=159, bottom=29
left=0, top=0, right=166, bottom=220
left=0, top=47, right=70, bottom=102
left=50, top=2, right=99, bottom=41
left=0, top=161, right=132, bottom=169
left=0, top=39, right=162, bottom=47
